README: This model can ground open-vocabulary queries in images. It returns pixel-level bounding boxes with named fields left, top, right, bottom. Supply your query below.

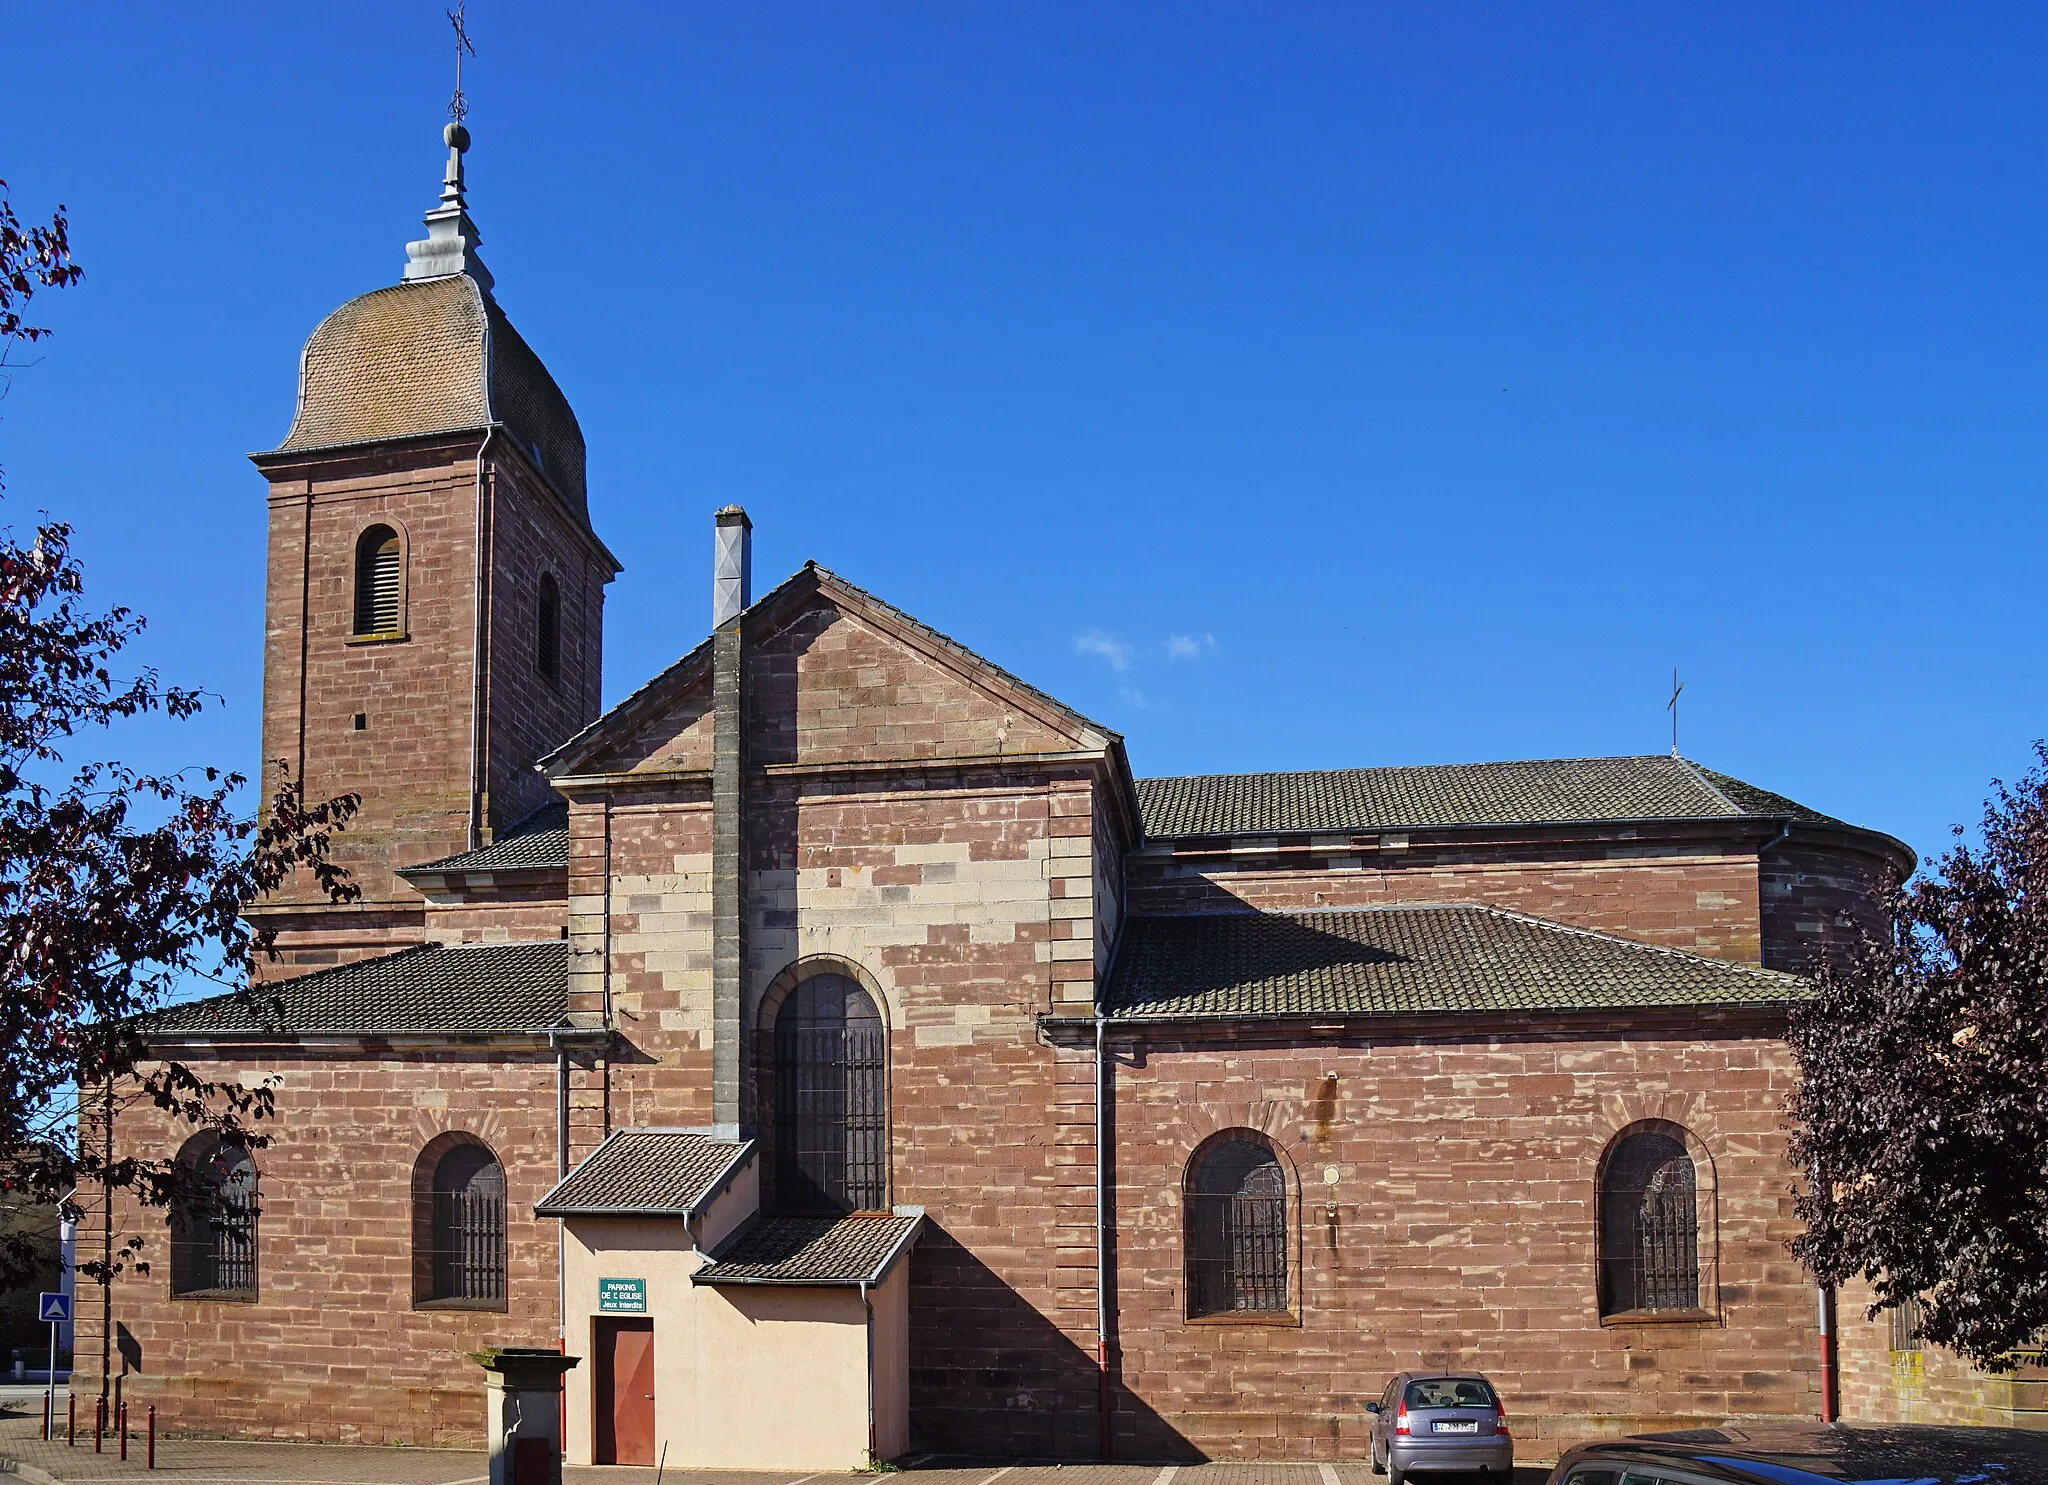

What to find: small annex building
left=80, top=122, right=2021, bottom=1468
left=535, top=1128, right=919, bottom=1470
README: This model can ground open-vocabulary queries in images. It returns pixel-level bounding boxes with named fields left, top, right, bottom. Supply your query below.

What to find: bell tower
left=248, top=124, right=621, bottom=973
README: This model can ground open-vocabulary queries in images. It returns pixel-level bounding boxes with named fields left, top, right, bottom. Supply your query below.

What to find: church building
left=87, top=126, right=1944, bottom=1466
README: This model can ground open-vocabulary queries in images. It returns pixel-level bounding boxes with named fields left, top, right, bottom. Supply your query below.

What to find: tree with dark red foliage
left=0, top=184, right=357, bottom=1324
left=1790, top=744, right=2048, bottom=1372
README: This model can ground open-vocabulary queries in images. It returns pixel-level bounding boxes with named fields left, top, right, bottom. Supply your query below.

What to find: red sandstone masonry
left=85, top=1050, right=563, bottom=1446
left=251, top=437, right=609, bottom=981
left=1127, top=845, right=1769, bottom=964
left=1105, top=1022, right=1820, bottom=1460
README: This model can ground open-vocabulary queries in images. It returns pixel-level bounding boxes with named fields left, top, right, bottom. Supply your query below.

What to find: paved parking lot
left=0, top=1393, right=1551, bottom=1485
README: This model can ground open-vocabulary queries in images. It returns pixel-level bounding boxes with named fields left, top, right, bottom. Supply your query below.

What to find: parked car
left=1546, top=1420, right=2048, bottom=1484
left=1365, top=1370, right=1513, bottom=1481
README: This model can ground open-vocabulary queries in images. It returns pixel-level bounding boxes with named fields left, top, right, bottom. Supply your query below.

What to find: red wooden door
left=595, top=1318, right=655, bottom=1466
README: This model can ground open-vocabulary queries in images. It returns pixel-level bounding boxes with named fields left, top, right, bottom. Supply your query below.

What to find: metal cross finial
left=447, top=2, right=476, bottom=122
left=1667, top=667, right=1685, bottom=757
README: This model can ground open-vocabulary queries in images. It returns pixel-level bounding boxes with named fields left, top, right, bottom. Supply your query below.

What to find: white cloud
left=1074, top=629, right=1135, bottom=671
left=1119, top=685, right=1166, bottom=712
left=1164, top=632, right=1217, bottom=661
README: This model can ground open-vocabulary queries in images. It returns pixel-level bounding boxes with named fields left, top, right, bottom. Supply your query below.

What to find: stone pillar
left=473, top=1347, right=579, bottom=1485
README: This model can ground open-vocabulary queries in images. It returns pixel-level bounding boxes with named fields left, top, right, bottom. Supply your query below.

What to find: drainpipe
left=467, top=426, right=498, bottom=851
left=1095, top=1013, right=1111, bottom=1462
left=1817, top=1282, right=1838, bottom=1423
left=551, top=1031, right=571, bottom=1445
left=861, top=1280, right=876, bottom=1466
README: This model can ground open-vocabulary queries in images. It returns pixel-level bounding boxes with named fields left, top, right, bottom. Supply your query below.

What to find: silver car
left=1366, top=1370, right=1514, bottom=1482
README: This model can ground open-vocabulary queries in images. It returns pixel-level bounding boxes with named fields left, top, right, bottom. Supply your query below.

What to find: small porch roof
left=693, top=1213, right=924, bottom=1288
left=535, top=1129, right=755, bottom=1219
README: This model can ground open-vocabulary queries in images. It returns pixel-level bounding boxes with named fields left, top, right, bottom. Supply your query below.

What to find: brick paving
left=0, top=1395, right=1556, bottom=1485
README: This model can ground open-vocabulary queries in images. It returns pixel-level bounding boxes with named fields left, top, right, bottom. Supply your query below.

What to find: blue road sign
left=37, top=1292, right=69, bottom=1323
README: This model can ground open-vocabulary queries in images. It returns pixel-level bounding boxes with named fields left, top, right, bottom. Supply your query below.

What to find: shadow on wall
left=908, top=1222, right=1199, bottom=1463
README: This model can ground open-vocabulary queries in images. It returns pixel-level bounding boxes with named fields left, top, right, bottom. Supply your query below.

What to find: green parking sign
left=598, top=1277, right=646, bottom=1313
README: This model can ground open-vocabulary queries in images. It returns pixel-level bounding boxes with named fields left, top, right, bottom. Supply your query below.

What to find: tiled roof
left=147, top=940, right=569, bottom=1037
left=534, top=1130, right=753, bottom=1218
left=1100, top=905, right=1803, bottom=1020
left=404, top=800, right=569, bottom=875
left=693, top=1213, right=924, bottom=1287
left=268, top=276, right=590, bottom=517
left=1133, top=754, right=1854, bottom=839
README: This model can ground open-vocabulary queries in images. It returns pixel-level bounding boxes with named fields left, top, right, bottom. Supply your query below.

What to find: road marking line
left=1320, top=1464, right=1342, bottom=1485
left=1154, top=1466, right=1181, bottom=1485
left=976, top=1466, right=1018, bottom=1485
left=786, top=1474, right=824, bottom=1485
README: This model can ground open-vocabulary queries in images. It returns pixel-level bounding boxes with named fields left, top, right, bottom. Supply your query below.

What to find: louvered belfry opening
left=170, top=1139, right=258, bottom=1297
left=1186, top=1134, right=1290, bottom=1316
left=536, top=572, right=561, bottom=681
left=428, top=1141, right=507, bottom=1303
left=1599, top=1129, right=1700, bottom=1316
left=353, top=524, right=402, bottom=637
left=773, top=973, right=888, bottom=1213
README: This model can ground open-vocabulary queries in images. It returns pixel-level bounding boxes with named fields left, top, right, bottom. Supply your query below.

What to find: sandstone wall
left=1103, top=1021, right=1821, bottom=1461
left=82, top=1048, right=562, bottom=1445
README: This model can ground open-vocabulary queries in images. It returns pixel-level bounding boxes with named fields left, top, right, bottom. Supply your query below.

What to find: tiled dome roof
left=270, top=274, right=588, bottom=517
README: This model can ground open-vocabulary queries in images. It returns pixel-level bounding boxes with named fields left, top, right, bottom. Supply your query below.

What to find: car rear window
left=1404, top=1379, right=1498, bottom=1409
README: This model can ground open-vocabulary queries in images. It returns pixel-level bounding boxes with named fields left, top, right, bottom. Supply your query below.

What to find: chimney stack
left=713, top=506, right=752, bottom=629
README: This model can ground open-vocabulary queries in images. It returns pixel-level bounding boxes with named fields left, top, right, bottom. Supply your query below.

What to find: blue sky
left=3, top=3, right=2044, bottom=864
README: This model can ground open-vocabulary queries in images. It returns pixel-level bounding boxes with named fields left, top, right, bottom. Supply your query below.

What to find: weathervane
left=1667, top=667, right=1684, bottom=757
left=447, top=2, right=475, bottom=122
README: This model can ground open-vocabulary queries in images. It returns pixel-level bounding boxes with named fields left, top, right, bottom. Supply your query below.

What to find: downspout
left=467, top=425, right=499, bottom=851
left=1095, top=1012, right=1111, bottom=1462
left=861, top=1280, right=876, bottom=1467
left=1817, top=1282, right=1838, bottom=1422
left=551, top=1031, right=571, bottom=1444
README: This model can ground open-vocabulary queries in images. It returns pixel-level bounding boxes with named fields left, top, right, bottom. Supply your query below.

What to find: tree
left=1789, top=743, right=2048, bottom=1372
left=0, top=182, right=358, bottom=1315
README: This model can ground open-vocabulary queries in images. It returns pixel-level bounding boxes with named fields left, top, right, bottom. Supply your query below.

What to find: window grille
left=773, top=974, right=888, bottom=1213
left=354, top=526, right=402, bottom=637
left=170, top=1141, right=257, bottom=1297
left=1890, top=1294, right=1924, bottom=1352
left=536, top=573, right=561, bottom=681
left=1599, top=1130, right=1700, bottom=1316
left=1186, top=1135, right=1289, bottom=1315
left=428, top=1143, right=506, bottom=1303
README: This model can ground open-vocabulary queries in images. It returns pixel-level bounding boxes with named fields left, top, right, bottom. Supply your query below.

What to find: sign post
left=37, top=1292, right=70, bottom=1442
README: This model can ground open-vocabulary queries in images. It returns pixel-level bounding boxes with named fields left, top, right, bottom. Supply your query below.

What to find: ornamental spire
left=402, top=4, right=492, bottom=289
left=401, top=121, right=493, bottom=289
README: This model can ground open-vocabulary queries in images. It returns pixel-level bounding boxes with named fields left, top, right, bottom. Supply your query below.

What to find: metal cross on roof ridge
left=447, top=1, right=476, bottom=122
left=1667, top=666, right=1685, bottom=758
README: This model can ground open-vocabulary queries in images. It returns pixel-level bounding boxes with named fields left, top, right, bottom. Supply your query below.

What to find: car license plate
left=1432, top=1419, right=1479, bottom=1434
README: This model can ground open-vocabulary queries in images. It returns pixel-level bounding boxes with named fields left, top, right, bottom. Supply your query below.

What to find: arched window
left=536, top=573, right=561, bottom=682
left=169, top=1136, right=257, bottom=1299
left=415, top=1138, right=506, bottom=1306
left=353, top=525, right=402, bottom=638
left=1599, top=1128, right=1700, bottom=1316
left=1185, top=1133, right=1289, bottom=1316
left=773, top=973, right=887, bottom=1213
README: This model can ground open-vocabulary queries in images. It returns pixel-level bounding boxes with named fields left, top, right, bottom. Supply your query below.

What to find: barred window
left=773, top=974, right=888, bottom=1213
left=1890, top=1294, right=1924, bottom=1352
left=422, top=1141, right=506, bottom=1305
left=536, top=573, right=560, bottom=682
left=170, top=1137, right=257, bottom=1299
left=1186, top=1134, right=1289, bottom=1317
left=1599, top=1129, right=1700, bottom=1317
left=353, top=525, right=402, bottom=637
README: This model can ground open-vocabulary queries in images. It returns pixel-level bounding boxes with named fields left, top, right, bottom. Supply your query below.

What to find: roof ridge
left=1456, top=902, right=1803, bottom=983
left=1670, top=753, right=1744, bottom=816
left=1134, top=754, right=1678, bottom=786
